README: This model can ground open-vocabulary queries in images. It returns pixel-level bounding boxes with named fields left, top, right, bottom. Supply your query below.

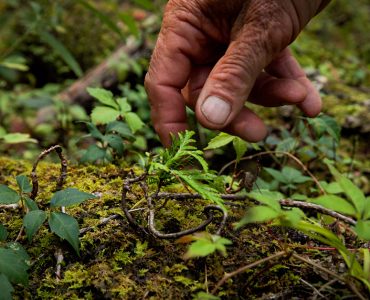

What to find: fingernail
left=201, top=96, right=231, bottom=125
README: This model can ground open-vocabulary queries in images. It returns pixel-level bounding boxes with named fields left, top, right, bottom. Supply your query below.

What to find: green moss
left=0, top=156, right=367, bottom=299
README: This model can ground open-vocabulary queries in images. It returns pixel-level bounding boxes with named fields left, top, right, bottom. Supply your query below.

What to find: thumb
left=195, top=3, right=292, bottom=130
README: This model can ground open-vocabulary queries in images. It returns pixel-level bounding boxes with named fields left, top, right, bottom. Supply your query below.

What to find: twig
left=0, top=204, right=19, bottom=210
left=211, top=250, right=288, bottom=294
left=79, top=214, right=121, bottom=234
left=312, top=279, right=338, bottom=300
left=218, top=151, right=325, bottom=194
left=155, top=193, right=356, bottom=226
left=120, top=172, right=148, bottom=234
left=30, top=145, right=67, bottom=200
left=279, top=199, right=356, bottom=226
left=299, top=278, right=325, bottom=298
left=55, top=248, right=64, bottom=282
left=292, top=253, right=367, bottom=300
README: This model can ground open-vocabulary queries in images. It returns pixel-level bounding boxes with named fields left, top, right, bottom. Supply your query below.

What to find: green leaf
left=233, top=137, right=248, bottom=163
left=0, top=273, right=14, bottom=300
left=80, top=145, right=107, bottom=163
left=0, top=185, right=20, bottom=204
left=39, top=31, right=82, bottom=77
left=193, top=291, right=220, bottom=300
left=354, top=220, right=370, bottom=240
left=50, top=188, right=97, bottom=207
left=83, top=122, right=104, bottom=140
left=0, top=224, right=8, bottom=241
left=117, top=97, right=131, bottom=114
left=77, top=0, right=124, bottom=39
left=104, top=134, right=124, bottom=155
left=125, top=112, right=144, bottom=133
left=237, top=206, right=281, bottom=228
left=91, top=106, right=120, bottom=125
left=276, top=137, right=297, bottom=153
left=321, top=182, right=343, bottom=194
left=49, top=212, right=80, bottom=255
left=264, top=167, right=286, bottom=183
left=320, top=114, right=341, bottom=142
left=281, top=166, right=311, bottom=184
left=1, top=133, right=37, bottom=144
left=247, top=189, right=283, bottom=211
left=24, top=197, right=39, bottom=211
left=281, top=208, right=304, bottom=226
left=311, top=195, right=357, bottom=216
left=23, top=210, right=47, bottom=241
left=326, top=162, right=366, bottom=216
left=16, top=175, right=32, bottom=193
left=184, top=239, right=216, bottom=259
left=0, top=248, right=29, bottom=284
left=120, top=12, right=139, bottom=37
left=364, top=197, right=370, bottom=220
left=204, top=132, right=234, bottom=150
left=106, top=121, right=135, bottom=141
left=86, top=88, right=118, bottom=109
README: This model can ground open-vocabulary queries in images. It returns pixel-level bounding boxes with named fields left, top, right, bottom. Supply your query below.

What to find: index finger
left=144, top=12, right=200, bottom=146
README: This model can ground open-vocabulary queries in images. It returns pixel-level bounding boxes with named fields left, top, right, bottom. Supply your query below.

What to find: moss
left=0, top=156, right=367, bottom=299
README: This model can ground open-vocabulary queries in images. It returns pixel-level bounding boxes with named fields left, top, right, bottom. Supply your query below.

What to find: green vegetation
left=0, top=0, right=369, bottom=299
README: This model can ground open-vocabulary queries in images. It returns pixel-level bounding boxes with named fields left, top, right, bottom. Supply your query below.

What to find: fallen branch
left=155, top=192, right=356, bottom=226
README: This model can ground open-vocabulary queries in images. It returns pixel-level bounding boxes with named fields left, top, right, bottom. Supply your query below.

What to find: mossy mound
left=0, top=157, right=365, bottom=299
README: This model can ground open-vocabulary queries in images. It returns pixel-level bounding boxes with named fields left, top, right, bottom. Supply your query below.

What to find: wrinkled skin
left=145, top=0, right=331, bottom=146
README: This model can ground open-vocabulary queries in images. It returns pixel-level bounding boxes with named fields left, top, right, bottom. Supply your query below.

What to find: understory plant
left=0, top=148, right=96, bottom=299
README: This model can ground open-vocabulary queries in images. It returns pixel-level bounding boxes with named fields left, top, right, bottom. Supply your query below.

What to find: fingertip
left=297, top=77, right=322, bottom=117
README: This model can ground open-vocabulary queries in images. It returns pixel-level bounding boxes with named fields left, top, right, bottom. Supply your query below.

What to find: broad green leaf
left=213, top=236, right=232, bottom=256
left=0, top=185, right=20, bottom=204
left=106, top=121, right=135, bottom=141
left=326, top=162, right=366, bottom=215
left=281, top=166, right=311, bottom=184
left=80, top=145, right=107, bottom=163
left=86, top=87, right=118, bottom=109
left=184, top=239, right=216, bottom=259
left=117, top=97, right=131, bottom=114
left=354, top=221, right=370, bottom=240
left=247, top=189, right=283, bottom=211
left=16, top=175, right=32, bottom=193
left=321, top=182, right=343, bottom=194
left=311, top=195, right=357, bottom=216
left=233, top=137, right=247, bottom=163
left=24, top=197, right=39, bottom=211
left=364, top=197, right=370, bottom=220
left=0, top=273, right=14, bottom=300
left=49, top=212, right=80, bottom=255
left=39, top=31, right=82, bottom=77
left=91, top=106, right=120, bottom=125
left=204, top=132, right=234, bottom=150
left=0, top=224, right=8, bottom=241
left=362, top=248, right=370, bottom=279
left=236, top=206, right=280, bottom=228
left=50, top=188, right=97, bottom=207
left=1, top=133, right=37, bottom=144
left=0, top=248, right=29, bottom=284
left=104, top=134, right=124, bottom=155
left=84, top=122, right=104, bottom=140
left=23, top=210, right=47, bottom=241
left=264, top=167, right=286, bottom=183
left=276, top=137, right=297, bottom=153
left=125, top=112, right=144, bottom=133
left=281, top=208, right=304, bottom=226
left=320, top=114, right=341, bottom=142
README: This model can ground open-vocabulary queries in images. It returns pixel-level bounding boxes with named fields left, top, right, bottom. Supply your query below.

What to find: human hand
left=145, top=0, right=330, bottom=147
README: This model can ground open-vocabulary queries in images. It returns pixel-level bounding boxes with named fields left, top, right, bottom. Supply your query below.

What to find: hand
left=145, top=0, right=330, bottom=146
